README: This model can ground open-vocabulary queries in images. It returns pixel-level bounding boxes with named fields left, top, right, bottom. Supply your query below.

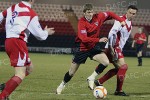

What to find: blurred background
left=0, top=0, right=150, bottom=57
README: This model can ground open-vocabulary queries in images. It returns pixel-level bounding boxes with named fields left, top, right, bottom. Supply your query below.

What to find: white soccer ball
left=93, top=86, right=107, bottom=99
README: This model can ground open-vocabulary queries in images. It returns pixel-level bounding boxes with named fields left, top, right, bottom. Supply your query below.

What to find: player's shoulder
left=29, top=8, right=37, bottom=16
left=97, top=12, right=107, bottom=17
left=78, top=17, right=86, bottom=24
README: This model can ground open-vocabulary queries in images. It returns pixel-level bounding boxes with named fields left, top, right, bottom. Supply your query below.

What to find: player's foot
left=114, top=91, right=129, bottom=96
left=94, top=80, right=103, bottom=86
left=0, top=83, right=5, bottom=91
left=56, top=83, right=65, bottom=94
left=87, top=78, right=94, bottom=90
left=138, top=63, right=142, bottom=66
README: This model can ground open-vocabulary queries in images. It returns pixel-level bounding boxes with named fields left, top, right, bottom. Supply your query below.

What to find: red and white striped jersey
left=0, top=1, right=48, bottom=42
left=106, top=15, right=132, bottom=50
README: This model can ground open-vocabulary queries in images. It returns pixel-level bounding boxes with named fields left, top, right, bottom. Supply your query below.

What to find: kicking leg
left=115, top=58, right=128, bottom=96
left=87, top=53, right=109, bottom=90
left=0, top=67, right=26, bottom=99
left=56, top=63, right=80, bottom=94
left=95, top=68, right=118, bottom=86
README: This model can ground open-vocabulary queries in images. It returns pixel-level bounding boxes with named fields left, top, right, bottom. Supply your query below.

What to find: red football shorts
left=5, top=38, right=31, bottom=67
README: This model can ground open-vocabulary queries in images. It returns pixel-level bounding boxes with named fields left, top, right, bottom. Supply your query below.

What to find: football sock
left=88, top=71, right=98, bottom=80
left=138, top=56, right=142, bottom=64
left=116, top=64, right=128, bottom=92
left=64, top=71, right=73, bottom=83
left=99, top=68, right=118, bottom=84
left=88, top=64, right=107, bottom=80
left=95, top=64, right=107, bottom=74
left=0, top=76, right=22, bottom=98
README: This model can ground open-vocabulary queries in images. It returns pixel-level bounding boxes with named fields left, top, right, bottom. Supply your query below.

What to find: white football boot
left=87, top=77, right=94, bottom=90
left=56, top=81, right=66, bottom=94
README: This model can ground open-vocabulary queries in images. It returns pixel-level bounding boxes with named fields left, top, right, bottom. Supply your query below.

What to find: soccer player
left=0, top=0, right=55, bottom=99
left=56, top=3, right=126, bottom=94
left=132, top=27, right=146, bottom=66
left=87, top=5, right=138, bottom=96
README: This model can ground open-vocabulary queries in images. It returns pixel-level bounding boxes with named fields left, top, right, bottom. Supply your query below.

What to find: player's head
left=126, top=5, right=138, bottom=21
left=83, top=3, right=94, bottom=21
left=138, top=27, right=143, bottom=33
left=22, top=0, right=35, bottom=5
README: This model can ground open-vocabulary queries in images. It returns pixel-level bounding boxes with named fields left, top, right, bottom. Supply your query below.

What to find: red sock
left=116, top=64, right=128, bottom=92
left=98, top=68, right=118, bottom=84
left=0, top=76, right=22, bottom=98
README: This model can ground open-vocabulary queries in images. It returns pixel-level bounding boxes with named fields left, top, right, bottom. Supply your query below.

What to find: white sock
left=60, top=81, right=66, bottom=86
left=88, top=71, right=98, bottom=80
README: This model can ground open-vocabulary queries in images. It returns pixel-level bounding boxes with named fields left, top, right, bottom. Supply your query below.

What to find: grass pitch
left=0, top=52, right=150, bottom=100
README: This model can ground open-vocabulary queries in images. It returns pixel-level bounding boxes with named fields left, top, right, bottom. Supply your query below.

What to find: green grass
left=0, top=52, right=150, bottom=100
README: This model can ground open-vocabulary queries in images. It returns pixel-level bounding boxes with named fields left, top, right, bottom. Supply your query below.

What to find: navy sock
left=64, top=72, right=73, bottom=83
left=138, top=56, right=142, bottom=64
left=95, top=64, right=107, bottom=74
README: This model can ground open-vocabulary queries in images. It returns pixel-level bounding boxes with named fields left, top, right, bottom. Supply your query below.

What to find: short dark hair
left=22, top=0, right=30, bottom=1
left=127, top=5, right=138, bottom=11
left=83, top=3, right=93, bottom=13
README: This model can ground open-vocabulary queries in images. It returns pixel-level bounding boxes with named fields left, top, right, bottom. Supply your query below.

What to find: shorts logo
left=103, top=12, right=108, bottom=17
left=94, top=22, right=98, bottom=26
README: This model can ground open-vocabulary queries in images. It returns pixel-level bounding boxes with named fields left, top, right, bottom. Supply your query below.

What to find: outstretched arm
left=100, top=11, right=126, bottom=26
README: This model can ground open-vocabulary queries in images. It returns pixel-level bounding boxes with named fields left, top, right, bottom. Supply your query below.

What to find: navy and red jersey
left=134, top=33, right=146, bottom=44
left=75, top=12, right=124, bottom=51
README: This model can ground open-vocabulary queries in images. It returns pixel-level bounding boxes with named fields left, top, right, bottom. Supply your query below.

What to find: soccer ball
left=93, top=86, right=107, bottom=99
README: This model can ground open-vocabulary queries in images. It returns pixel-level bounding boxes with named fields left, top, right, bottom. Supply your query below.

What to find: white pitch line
left=131, top=95, right=150, bottom=98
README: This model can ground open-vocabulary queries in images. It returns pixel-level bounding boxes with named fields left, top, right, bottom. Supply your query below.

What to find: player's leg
left=137, top=50, right=142, bottom=66
left=0, top=38, right=31, bottom=99
left=136, top=44, right=143, bottom=66
left=114, top=58, right=128, bottom=96
left=56, top=50, right=88, bottom=94
left=87, top=53, right=109, bottom=90
left=26, top=62, right=33, bottom=76
left=95, top=68, right=118, bottom=86
left=56, top=63, right=80, bottom=94
left=0, top=67, right=26, bottom=99
left=94, top=49, right=119, bottom=86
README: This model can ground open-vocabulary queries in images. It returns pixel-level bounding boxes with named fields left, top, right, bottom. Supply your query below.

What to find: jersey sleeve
left=27, top=16, right=48, bottom=40
left=0, top=10, right=7, bottom=23
left=77, top=20, right=99, bottom=43
left=98, top=11, right=124, bottom=22
left=143, top=33, right=146, bottom=39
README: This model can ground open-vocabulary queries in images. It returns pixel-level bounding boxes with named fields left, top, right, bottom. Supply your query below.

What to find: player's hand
left=44, top=26, right=55, bottom=35
left=138, top=37, right=143, bottom=40
left=108, top=45, right=118, bottom=62
left=99, top=37, right=108, bottom=43
left=120, top=21, right=126, bottom=26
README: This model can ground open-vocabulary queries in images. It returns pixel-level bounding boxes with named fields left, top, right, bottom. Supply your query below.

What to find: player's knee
left=119, top=64, right=128, bottom=70
left=102, top=60, right=109, bottom=66
left=15, top=73, right=26, bottom=80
